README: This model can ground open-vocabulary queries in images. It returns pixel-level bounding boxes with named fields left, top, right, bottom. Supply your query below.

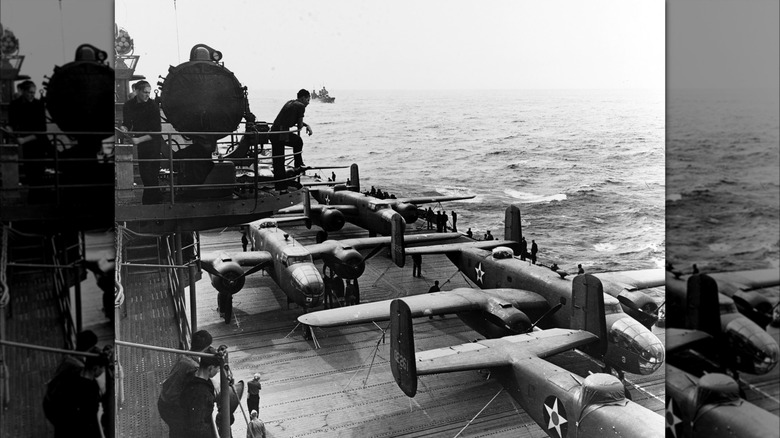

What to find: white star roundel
left=474, top=262, right=485, bottom=284
left=324, top=195, right=331, bottom=205
left=542, top=395, right=568, bottom=438
left=666, top=397, right=682, bottom=438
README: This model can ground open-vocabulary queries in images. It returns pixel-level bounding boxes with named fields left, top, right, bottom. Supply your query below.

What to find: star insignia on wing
left=543, top=397, right=568, bottom=438
left=474, top=262, right=485, bottom=284
left=666, top=397, right=682, bottom=438
left=324, top=195, right=331, bottom=205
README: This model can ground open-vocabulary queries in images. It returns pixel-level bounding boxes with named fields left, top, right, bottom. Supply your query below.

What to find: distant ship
left=311, top=86, right=335, bottom=103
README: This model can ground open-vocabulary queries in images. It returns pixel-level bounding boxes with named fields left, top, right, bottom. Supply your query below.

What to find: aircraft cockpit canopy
left=694, top=374, right=740, bottom=407
left=259, top=220, right=277, bottom=229
left=578, top=374, right=626, bottom=411
left=491, top=247, right=514, bottom=259
left=368, top=202, right=390, bottom=212
left=282, top=248, right=313, bottom=267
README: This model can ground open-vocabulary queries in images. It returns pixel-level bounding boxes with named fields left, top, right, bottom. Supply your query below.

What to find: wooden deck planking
left=191, top=223, right=667, bottom=437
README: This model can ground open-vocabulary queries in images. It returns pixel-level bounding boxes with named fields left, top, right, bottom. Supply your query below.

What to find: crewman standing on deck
left=270, top=89, right=313, bottom=190
left=531, top=240, right=538, bottom=264
left=520, top=237, right=527, bottom=261
left=451, top=211, right=458, bottom=232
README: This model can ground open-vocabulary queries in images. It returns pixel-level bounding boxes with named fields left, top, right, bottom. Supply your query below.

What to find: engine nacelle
left=394, top=203, right=418, bottom=223
left=320, top=208, right=346, bottom=232
left=209, top=260, right=246, bottom=295
left=322, top=247, right=365, bottom=279
left=461, top=300, right=532, bottom=338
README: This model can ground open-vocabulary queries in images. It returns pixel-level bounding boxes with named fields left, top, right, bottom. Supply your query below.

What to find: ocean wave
left=504, top=189, right=567, bottom=203
left=594, top=242, right=617, bottom=252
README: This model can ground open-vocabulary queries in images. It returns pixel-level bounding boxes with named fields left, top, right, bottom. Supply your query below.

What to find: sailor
left=412, top=254, right=422, bottom=278
left=692, top=263, right=699, bottom=274
left=485, top=231, right=494, bottom=241
left=270, top=89, right=313, bottom=190
left=531, top=240, right=538, bottom=264
left=46, top=346, right=108, bottom=438
left=120, top=80, right=163, bottom=204
left=242, top=232, right=249, bottom=252
left=520, top=237, right=527, bottom=260
left=426, top=208, right=435, bottom=230
left=436, top=211, right=444, bottom=232
left=550, top=262, right=560, bottom=271
left=450, top=211, right=458, bottom=232
left=331, top=171, right=336, bottom=181
left=8, top=80, right=52, bottom=190
left=441, top=211, right=449, bottom=231
left=246, top=410, right=267, bottom=438
left=465, top=228, right=473, bottom=239
left=247, top=373, right=262, bottom=416
left=181, top=347, right=221, bottom=438
left=158, top=330, right=213, bottom=438
left=370, top=186, right=376, bottom=197
left=578, top=264, right=585, bottom=274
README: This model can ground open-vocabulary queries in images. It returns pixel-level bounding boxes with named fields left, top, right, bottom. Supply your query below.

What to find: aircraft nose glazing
left=290, top=265, right=325, bottom=303
left=724, top=317, right=780, bottom=374
left=609, top=317, right=665, bottom=374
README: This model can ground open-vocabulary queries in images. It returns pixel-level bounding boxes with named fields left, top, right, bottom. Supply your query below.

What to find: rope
left=452, top=388, right=504, bottom=438
left=115, top=229, right=125, bottom=307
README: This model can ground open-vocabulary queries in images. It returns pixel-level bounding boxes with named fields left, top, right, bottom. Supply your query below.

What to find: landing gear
left=217, top=292, right=233, bottom=324
left=302, top=324, right=312, bottom=340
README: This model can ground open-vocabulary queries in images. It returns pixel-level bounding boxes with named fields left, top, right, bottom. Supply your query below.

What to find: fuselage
left=666, top=365, right=780, bottom=438
left=450, top=247, right=664, bottom=375
left=313, top=188, right=405, bottom=235
left=666, top=273, right=779, bottom=374
left=496, top=358, right=664, bottom=438
left=250, top=222, right=324, bottom=308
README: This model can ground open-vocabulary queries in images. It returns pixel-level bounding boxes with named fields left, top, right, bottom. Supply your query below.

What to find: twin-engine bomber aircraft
left=389, top=274, right=665, bottom=438
left=665, top=273, right=779, bottom=377
left=200, top=217, right=460, bottom=323
left=278, top=176, right=474, bottom=239
left=300, top=267, right=663, bottom=378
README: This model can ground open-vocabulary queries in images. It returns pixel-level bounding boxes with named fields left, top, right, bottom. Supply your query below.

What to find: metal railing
left=116, top=127, right=307, bottom=205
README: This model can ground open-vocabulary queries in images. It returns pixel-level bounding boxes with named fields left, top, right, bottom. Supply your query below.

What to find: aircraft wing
left=415, top=329, right=598, bottom=375
left=277, top=204, right=359, bottom=216
left=706, top=269, right=780, bottom=292
left=592, top=269, right=665, bottom=290
left=298, top=287, right=550, bottom=327
left=201, top=251, right=273, bottom=271
left=404, top=239, right=520, bottom=256
left=305, top=232, right=461, bottom=257
left=665, top=328, right=714, bottom=354
left=394, top=195, right=476, bottom=205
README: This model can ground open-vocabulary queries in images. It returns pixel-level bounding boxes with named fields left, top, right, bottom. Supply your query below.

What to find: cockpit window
left=259, top=221, right=277, bottom=229
left=368, top=203, right=389, bottom=211
left=492, top=247, right=514, bottom=259
left=284, top=254, right=313, bottom=266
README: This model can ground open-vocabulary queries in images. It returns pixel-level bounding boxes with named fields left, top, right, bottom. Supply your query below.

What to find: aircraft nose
left=609, top=317, right=665, bottom=374
left=724, top=317, right=780, bottom=374
left=291, top=265, right=324, bottom=306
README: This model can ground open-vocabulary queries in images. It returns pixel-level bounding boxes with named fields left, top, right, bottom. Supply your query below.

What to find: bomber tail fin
left=571, top=274, right=608, bottom=357
left=504, top=205, right=522, bottom=243
left=390, top=213, right=406, bottom=267
left=302, top=187, right=312, bottom=229
left=686, top=274, right=721, bottom=336
left=349, top=163, right=360, bottom=192
left=390, top=299, right=418, bottom=397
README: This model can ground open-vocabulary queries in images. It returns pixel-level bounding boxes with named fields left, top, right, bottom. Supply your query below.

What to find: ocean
left=248, top=88, right=666, bottom=272
left=667, top=88, right=780, bottom=273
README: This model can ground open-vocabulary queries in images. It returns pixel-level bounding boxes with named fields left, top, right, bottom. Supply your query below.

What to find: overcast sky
left=109, top=0, right=664, bottom=91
